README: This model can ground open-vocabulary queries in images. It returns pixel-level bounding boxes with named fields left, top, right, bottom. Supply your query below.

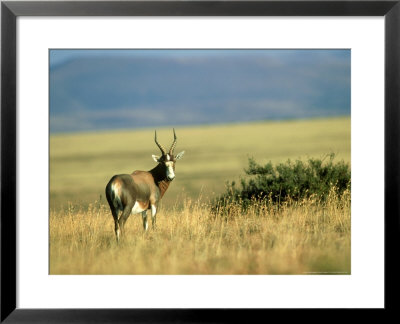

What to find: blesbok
left=105, top=129, right=184, bottom=242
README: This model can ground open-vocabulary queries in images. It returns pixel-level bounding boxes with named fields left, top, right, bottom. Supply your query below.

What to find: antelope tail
left=106, top=181, right=123, bottom=211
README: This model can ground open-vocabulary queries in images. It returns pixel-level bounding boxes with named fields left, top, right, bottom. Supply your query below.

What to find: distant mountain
left=49, top=51, right=350, bottom=133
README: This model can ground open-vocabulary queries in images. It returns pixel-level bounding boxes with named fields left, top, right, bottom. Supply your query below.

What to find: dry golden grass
left=50, top=187, right=350, bottom=275
left=50, top=117, right=351, bottom=275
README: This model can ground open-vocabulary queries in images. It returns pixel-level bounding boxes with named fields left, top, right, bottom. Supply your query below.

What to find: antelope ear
left=152, top=155, right=160, bottom=162
left=175, top=151, right=185, bottom=160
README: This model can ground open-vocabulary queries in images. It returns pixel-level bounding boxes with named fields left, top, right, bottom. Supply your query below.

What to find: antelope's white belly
left=131, top=201, right=147, bottom=214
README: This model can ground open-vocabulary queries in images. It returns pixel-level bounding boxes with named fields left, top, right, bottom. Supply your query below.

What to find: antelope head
left=152, top=129, right=185, bottom=181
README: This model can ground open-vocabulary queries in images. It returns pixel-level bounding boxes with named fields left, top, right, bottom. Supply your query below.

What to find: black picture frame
left=1, top=0, right=399, bottom=322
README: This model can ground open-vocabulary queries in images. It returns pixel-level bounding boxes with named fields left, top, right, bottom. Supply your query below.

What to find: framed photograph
left=1, top=0, right=399, bottom=321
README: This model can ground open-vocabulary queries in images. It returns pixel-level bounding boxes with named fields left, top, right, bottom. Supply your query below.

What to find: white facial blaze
left=165, top=161, right=175, bottom=179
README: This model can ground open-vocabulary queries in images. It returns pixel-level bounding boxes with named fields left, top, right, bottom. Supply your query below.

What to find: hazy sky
left=49, top=49, right=350, bottom=133
left=51, top=49, right=335, bottom=67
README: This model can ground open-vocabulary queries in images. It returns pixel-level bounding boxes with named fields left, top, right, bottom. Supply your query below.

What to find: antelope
left=105, top=129, right=184, bottom=242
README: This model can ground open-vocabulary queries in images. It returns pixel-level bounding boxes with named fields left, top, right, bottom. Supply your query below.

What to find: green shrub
left=213, top=153, right=350, bottom=211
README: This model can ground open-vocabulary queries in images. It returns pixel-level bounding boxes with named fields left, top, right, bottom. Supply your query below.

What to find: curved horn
left=154, top=130, right=166, bottom=155
left=169, top=128, right=177, bottom=155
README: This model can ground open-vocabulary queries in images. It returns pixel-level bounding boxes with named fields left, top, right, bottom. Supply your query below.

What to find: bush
left=213, top=153, right=350, bottom=212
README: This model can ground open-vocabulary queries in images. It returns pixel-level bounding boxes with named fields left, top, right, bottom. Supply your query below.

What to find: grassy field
left=50, top=189, right=350, bottom=274
left=50, top=117, right=351, bottom=274
left=50, top=117, right=350, bottom=210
